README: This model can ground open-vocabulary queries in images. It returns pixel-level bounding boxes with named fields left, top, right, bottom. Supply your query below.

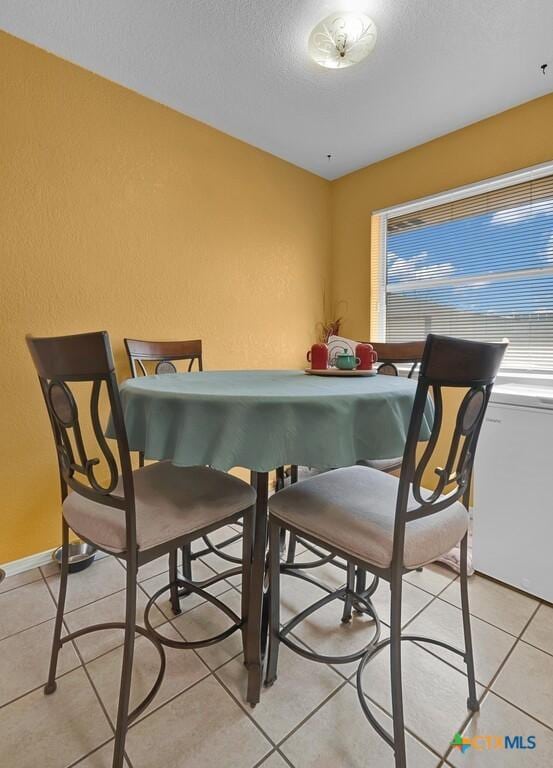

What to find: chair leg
left=241, top=510, right=254, bottom=652
left=354, top=567, right=368, bottom=614
left=275, top=466, right=285, bottom=492
left=169, top=550, right=181, bottom=615
left=390, top=573, right=407, bottom=768
left=285, top=467, right=299, bottom=563
left=341, top=562, right=356, bottom=623
left=265, top=521, right=281, bottom=686
left=273, top=469, right=286, bottom=556
left=286, top=532, right=297, bottom=564
left=45, top=519, right=70, bottom=695
left=460, top=532, right=479, bottom=712
left=181, top=542, right=192, bottom=597
left=355, top=568, right=367, bottom=595
left=111, top=556, right=138, bottom=768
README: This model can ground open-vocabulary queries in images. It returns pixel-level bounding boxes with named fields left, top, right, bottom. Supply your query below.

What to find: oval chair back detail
left=266, top=334, right=507, bottom=768
left=27, top=331, right=256, bottom=768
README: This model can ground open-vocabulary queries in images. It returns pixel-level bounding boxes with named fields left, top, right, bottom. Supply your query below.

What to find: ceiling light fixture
left=308, top=12, right=377, bottom=70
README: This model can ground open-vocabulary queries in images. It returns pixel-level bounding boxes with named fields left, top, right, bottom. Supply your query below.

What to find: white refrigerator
left=473, top=383, right=553, bottom=603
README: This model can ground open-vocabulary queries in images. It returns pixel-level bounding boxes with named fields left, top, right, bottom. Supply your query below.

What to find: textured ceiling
left=1, top=0, right=552, bottom=179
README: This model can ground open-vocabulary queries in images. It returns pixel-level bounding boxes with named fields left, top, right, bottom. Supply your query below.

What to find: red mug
left=356, top=343, right=378, bottom=371
left=307, top=343, right=329, bottom=370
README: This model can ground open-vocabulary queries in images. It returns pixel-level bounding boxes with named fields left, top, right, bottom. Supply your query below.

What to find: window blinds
left=385, top=175, right=553, bottom=371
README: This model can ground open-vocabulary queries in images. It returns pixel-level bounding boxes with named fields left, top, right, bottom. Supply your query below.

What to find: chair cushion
left=63, top=462, right=256, bottom=555
left=357, top=457, right=403, bottom=473
left=269, top=465, right=468, bottom=570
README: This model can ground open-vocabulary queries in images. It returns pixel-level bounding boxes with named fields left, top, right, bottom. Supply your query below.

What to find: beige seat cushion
left=269, top=465, right=468, bottom=570
left=63, top=462, right=256, bottom=555
left=357, top=457, right=402, bottom=473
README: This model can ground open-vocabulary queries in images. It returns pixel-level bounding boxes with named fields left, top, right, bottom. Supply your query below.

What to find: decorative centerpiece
left=305, top=342, right=378, bottom=377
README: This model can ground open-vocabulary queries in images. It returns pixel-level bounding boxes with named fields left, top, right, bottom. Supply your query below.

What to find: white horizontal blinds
left=385, top=174, right=553, bottom=371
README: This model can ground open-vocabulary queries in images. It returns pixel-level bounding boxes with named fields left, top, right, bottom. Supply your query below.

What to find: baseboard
left=1, top=548, right=55, bottom=577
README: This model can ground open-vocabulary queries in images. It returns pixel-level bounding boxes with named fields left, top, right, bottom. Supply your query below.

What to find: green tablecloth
left=115, top=370, right=433, bottom=472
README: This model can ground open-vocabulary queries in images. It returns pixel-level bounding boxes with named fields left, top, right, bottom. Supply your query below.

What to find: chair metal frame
left=266, top=334, right=507, bottom=768
left=285, top=340, right=426, bottom=605
left=28, top=331, right=255, bottom=768
left=124, top=337, right=246, bottom=615
left=371, top=340, right=426, bottom=379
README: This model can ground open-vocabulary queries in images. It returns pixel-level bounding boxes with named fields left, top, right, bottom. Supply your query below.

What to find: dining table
left=116, top=369, right=433, bottom=704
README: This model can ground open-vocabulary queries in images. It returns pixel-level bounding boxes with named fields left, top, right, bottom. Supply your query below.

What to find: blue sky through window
left=387, top=200, right=553, bottom=315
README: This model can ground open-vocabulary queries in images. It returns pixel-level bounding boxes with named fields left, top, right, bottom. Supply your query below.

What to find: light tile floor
left=0, top=527, right=551, bottom=767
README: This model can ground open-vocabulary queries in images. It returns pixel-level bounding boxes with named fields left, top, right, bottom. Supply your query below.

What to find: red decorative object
left=307, top=343, right=329, bottom=370
left=356, top=343, right=378, bottom=370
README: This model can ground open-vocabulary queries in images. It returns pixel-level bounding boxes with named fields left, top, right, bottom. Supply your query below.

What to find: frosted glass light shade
left=308, top=13, right=377, bottom=70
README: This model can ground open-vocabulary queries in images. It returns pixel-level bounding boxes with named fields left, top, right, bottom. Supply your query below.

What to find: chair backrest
left=27, top=331, right=137, bottom=549
left=124, top=338, right=203, bottom=377
left=369, top=341, right=425, bottom=378
left=393, top=334, right=507, bottom=566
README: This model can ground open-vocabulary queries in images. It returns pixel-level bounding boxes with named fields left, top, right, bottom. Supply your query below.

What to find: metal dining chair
left=358, top=340, right=426, bottom=473
left=285, top=339, right=426, bottom=595
left=124, top=337, right=244, bottom=615
left=265, top=334, right=506, bottom=768
left=28, top=331, right=256, bottom=768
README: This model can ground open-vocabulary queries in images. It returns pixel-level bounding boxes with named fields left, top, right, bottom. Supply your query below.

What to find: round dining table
left=116, top=369, right=432, bottom=703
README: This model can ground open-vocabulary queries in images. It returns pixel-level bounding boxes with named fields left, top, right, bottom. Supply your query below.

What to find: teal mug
left=335, top=349, right=361, bottom=370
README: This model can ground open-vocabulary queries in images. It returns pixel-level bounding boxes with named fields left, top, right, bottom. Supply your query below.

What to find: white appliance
left=473, top=382, right=553, bottom=602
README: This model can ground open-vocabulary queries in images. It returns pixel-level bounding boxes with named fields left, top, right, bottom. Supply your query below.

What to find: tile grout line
left=399, top=587, right=546, bottom=760
left=441, top=599, right=544, bottom=765
left=276, top=643, right=446, bottom=768
left=356, top=687, right=446, bottom=764
left=0, top=573, right=44, bottom=595
left=341, top=573, right=541, bottom=762
left=212, top=668, right=283, bottom=753
left=434, top=592, right=539, bottom=639
left=0, top=612, right=59, bottom=645
left=204, top=603, right=358, bottom=763
left=3, top=551, right=547, bottom=767
left=39, top=564, right=138, bottom=768
left=251, top=749, right=280, bottom=768
left=404, top=567, right=542, bottom=640
left=275, top=748, right=296, bottom=768
left=0, top=661, right=81, bottom=714
left=229, top=565, right=466, bottom=761
left=76, top=566, right=219, bottom=737
left=401, top=599, right=551, bottom=684
left=243, top=580, right=452, bottom=767
left=66, top=737, right=132, bottom=768
left=127, top=670, right=220, bottom=731
left=517, top=632, right=553, bottom=660
left=47, top=569, right=238, bottom=668
left=173, top=531, right=320, bottom=754
left=343, top=602, right=553, bottom=762
left=0, top=569, right=60, bottom=643
left=390, top=576, right=546, bottom=684
left=273, top=678, right=350, bottom=750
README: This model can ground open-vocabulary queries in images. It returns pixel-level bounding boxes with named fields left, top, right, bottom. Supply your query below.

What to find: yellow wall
left=331, top=92, right=553, bottom=338
left=3, top=27, right=553, bottom=564
left=0, top=32, right=331, bottom=563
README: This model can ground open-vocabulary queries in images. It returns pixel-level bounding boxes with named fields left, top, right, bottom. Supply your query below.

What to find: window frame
left=371, top=160, right=553, bottom=379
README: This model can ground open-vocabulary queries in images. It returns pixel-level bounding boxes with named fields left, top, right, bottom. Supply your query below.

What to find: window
left=372, top=166, right=553, bottom=373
